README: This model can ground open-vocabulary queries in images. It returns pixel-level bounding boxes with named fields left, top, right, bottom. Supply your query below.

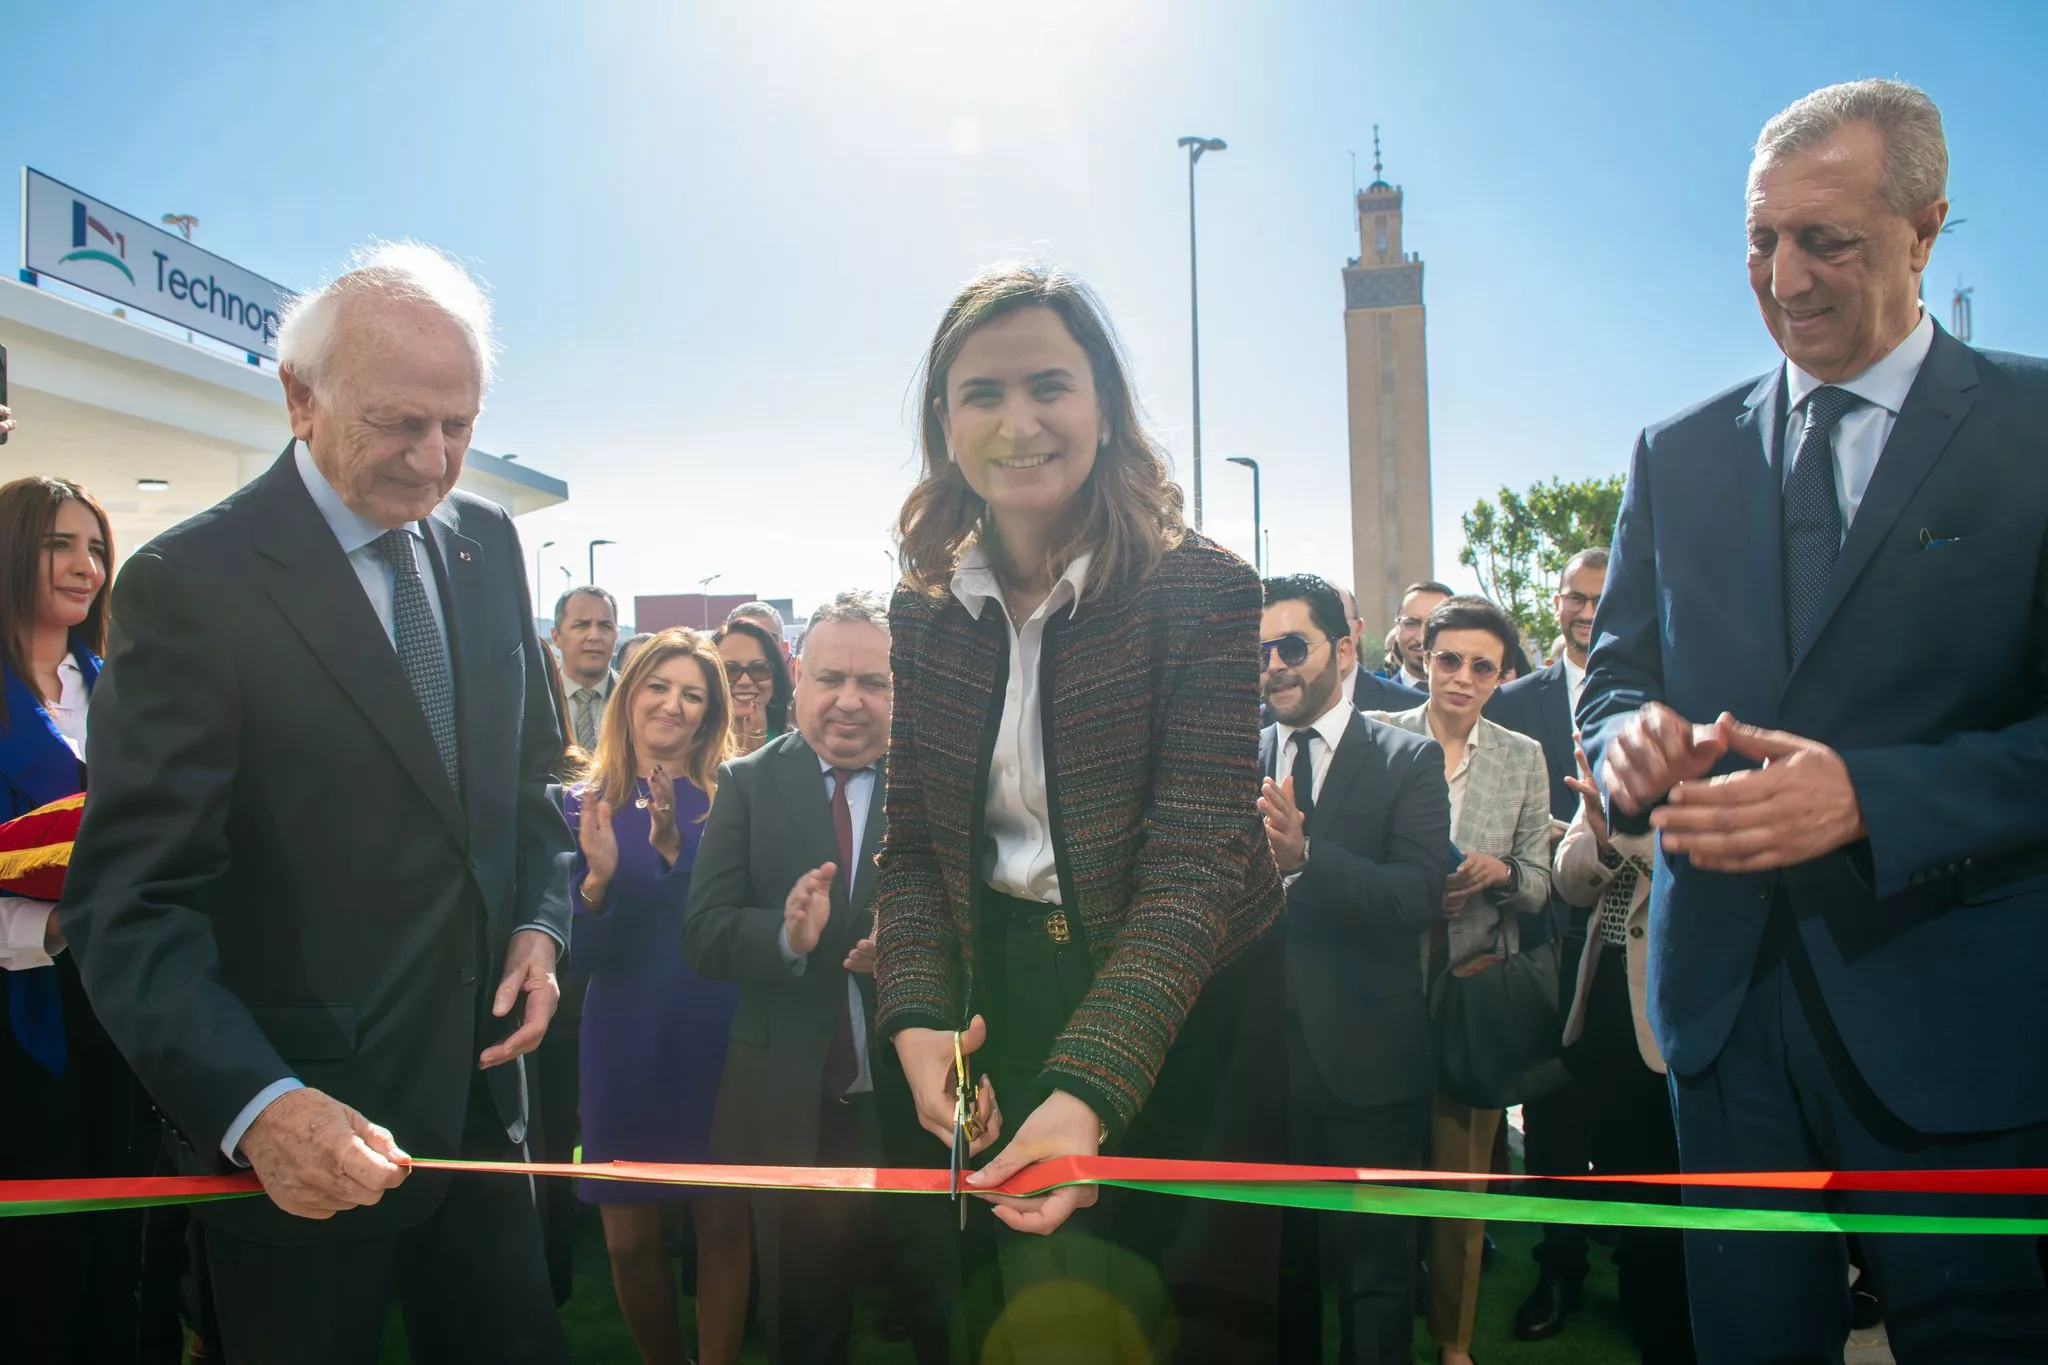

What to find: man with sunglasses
left=1257, top=574, right=1450, bottom=1365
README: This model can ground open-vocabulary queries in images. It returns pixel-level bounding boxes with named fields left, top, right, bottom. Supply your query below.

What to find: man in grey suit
left=552, top=585, right=620, bottom=750
left=683, top=591, right=952, bottom=1365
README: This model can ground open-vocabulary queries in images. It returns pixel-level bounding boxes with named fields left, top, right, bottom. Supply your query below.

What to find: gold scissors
left=949, top=1029, right=983, bottom=1230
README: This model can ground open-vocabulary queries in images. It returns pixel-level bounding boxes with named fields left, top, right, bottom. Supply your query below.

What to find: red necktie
left=822, top=769, right=862, bottom=1096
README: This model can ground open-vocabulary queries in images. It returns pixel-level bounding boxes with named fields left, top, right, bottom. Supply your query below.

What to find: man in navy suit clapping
left=1581, top=79, right=2048, bottom=1362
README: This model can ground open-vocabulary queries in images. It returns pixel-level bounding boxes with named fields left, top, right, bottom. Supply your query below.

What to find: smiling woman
left=876, top=262, right=1287, bottom=1361
left=0, top=475, right=170, bottom=1363
left=563, top=627, right=751, bottom=1365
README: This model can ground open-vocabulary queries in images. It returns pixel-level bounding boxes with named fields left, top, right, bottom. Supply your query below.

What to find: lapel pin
left=458, top=550, right=473, bottom=563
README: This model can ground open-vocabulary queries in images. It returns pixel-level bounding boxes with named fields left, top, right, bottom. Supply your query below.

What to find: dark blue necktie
left=373, top=529, right=461, bottom=795
left=1782, top=385, right=1860, bottom=666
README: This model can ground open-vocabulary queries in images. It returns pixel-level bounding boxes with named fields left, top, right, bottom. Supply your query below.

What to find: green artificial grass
left=362, top=1205, right=1641, bottom=1363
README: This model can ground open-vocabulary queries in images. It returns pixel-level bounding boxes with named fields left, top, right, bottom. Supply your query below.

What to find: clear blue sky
left=4, top=0, right=2042, bottom=619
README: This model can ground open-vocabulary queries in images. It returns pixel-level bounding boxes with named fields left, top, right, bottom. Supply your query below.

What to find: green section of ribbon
left=1118, top=1180, right=2048, bottom=1236
left=0, top=1191, right=259, bottom=1220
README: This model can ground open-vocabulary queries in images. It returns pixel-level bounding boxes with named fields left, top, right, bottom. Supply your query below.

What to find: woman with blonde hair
left=876, top=262, right=1285, bottom=1361
left=566, top=628, right=749, bottom=1365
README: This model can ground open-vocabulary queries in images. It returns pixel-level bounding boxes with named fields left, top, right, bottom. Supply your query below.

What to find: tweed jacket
left=1368, top=705, right=1551, bottom=973
left=875, top=531, right=1282, bottom=1137
left=1554, top=811, right=1663, bottom=1072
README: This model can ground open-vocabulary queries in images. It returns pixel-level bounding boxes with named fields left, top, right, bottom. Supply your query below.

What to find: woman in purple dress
left=566, top=628, right=748, bottom=1365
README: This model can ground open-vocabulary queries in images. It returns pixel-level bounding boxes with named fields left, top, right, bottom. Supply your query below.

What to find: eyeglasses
left=1394, top=615, right=1426, bottom=631
left=724, top=660, right=775, bottom=685
left=1558, top=591, right=1602, bottom=613
left=1259, top=633, right=1331, bottom=669
left=1429, top=649, right=1501, bottom=681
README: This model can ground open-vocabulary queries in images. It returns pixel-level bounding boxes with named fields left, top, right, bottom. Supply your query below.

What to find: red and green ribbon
left=9, top=1158, right=2048, bottom=1235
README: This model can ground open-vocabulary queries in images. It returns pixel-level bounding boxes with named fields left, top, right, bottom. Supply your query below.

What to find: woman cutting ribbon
left=875, top=263, right=1286, bottom=1362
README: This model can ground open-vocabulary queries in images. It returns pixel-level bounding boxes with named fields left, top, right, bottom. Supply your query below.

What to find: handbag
left=1428, top=920, right=1567, bottom=1109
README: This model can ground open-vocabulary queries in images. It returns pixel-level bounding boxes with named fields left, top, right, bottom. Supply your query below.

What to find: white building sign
left=22, top=167, right=291, bottom=360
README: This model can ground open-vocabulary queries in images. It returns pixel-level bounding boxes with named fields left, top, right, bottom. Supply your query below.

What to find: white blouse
left=949, top=547, right=1093, bottom=905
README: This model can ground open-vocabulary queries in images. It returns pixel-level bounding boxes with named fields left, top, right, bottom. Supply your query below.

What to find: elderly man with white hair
left=61, top=242, right=573, bottom=1364
left=1580, top=80, right=2048, bottom=1361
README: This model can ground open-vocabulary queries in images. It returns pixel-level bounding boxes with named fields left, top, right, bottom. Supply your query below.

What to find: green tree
left=1457, top=475, right=1625, bottom=647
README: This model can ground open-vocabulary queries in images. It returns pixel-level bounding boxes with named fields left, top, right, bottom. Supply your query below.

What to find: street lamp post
left=587, top=538, right=616, bottom=584
left=1176, top=135, right=1227, bottom=530
left=1226, top=457, right=1262, bottom=573
left=697, top=573, right=723, bottom=629
left=534, top=540, right=555, bottom=604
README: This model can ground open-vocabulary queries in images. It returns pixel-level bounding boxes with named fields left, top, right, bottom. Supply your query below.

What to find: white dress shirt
left=1273, top=696, right=1354, bottom=805
left=1781, top=307, right=1936, bottom=534
left=1429, top=709, right=1487, bottom=835
left=1562, top=653, right=1587, bottom=718
left=775, top=756, right=877, bottom=1095
left=949, top=547, right=1093, bottom=905
left=0, top=656, right=88, bottom=972
left=1273, top=696, right=1353, bottom=885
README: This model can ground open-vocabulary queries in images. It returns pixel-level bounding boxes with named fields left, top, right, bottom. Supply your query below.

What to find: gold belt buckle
left=1044, top=909, right=1071, bottom=944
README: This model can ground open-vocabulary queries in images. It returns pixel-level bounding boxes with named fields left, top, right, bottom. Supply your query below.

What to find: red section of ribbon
left=11, top=1158, right=2048, bottom=1209
left=4, top=1172, right=263, bottom=1204
left=404, top=1157, right=2048, bottom=1199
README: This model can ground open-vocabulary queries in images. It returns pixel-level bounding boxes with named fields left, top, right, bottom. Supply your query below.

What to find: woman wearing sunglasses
left=712, top=617, right=789, bottom=756
left=1365, top=594, right=1552, bottom=1365
left=876, top=262, right=1285, bottom=1361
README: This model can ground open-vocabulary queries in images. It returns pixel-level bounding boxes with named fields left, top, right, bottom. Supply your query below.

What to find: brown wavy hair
left=575, top=628, right=734, bottom=816
left=896, top=262, right=1184, bottom=601
left=0, top=477, right=113, bottom=708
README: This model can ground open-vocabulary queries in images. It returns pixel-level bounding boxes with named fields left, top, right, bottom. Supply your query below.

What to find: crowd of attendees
left=3, top=74, right=2043, bottom=1365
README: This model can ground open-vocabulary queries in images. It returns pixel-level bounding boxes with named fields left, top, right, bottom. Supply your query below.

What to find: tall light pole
left=1226, top=457, right=1262, bottom=573
left=697, top=573, right=723, bottom=629
left=532, top=540, right=557, bottom=609
left=587, top=538, right=616, bottom=584
left=1177, top=135, right=1227, bottom=530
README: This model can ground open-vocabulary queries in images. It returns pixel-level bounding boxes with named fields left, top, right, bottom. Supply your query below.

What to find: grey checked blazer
left=1368, top=705, right=1552, bottom=973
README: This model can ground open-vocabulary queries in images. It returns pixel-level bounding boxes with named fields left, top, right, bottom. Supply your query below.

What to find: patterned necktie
left=1598, top=860, right=1640, bottom=947
left=1782, top=384, right=1860, bottom=666
left=823, top=768, right=862, bottom=1096
left=573, top=688, right=600, bottom=751
left=373, top=529, right=460, bottom=795
left=1289, top=731, right=1318, bottom=827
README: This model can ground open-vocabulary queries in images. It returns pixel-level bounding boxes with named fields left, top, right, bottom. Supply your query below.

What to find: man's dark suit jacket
left=1262, top=711, right=1449, bottom=1108
left=60, top=449, right=573, bottom=1244
left=1487, top=659, right=1576, bottom=823
left=1579, top=325, right=2048, bottom=1135
left=682, top=730, right=881, bottom=1165
left=1353, top=665, right=1425, bottom=714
